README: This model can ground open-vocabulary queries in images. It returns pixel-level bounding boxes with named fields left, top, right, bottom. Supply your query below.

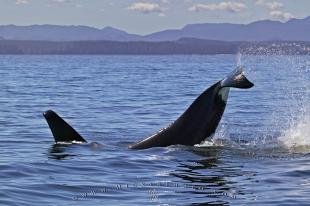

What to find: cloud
left=255, top=0, right=293, bottom=21
left=266, top=2, right=283, bottom=10
left=15, top=0, right=29, bottom=4
left=255, top=0, right=282, bottom=10
left=189, top=1, right=246, bottom=13
left=127, top=2, right=165, bottom=14
left=269, top=10, right=294, bottom=21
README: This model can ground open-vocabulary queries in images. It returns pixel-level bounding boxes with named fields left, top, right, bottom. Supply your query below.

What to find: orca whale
left=129, top=67, right=254, bottom=149
left=43, top=67, right=253, bottom=150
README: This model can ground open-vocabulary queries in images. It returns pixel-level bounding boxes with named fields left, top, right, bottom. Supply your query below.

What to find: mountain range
left=0, top=16, right=309, bottom=42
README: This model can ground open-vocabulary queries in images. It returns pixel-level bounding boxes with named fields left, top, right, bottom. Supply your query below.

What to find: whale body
left=129, top=67, right=254, bottom=149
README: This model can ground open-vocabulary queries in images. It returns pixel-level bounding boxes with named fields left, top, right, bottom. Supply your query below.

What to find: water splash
left=236, top=52, right=242, bottom=67
left=197, top=125, right=244, bottom=149
left=238, top=44, right=310, bottom=153
left=194, top=44, right=309, bottom=154
left=239, top=42, right=310, bottom=56
left=278, top=116, right=310, bottom=152
left=199, top=45, right=310, bottom=154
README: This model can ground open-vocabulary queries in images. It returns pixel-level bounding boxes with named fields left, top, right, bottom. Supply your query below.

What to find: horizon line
left=0, top=16, right=308, bottom=36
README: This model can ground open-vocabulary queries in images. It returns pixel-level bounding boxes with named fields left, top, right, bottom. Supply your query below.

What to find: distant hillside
left=0, top=16, right=309, bottom=42
left=145, top=17, right=310, bottom=41
left=0, top=38, right=309, bottom=55
left=0, top=25, right=141, bottom=41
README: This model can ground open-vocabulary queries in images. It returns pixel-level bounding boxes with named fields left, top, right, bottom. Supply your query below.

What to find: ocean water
left=0, top=54, right=309, bottom=205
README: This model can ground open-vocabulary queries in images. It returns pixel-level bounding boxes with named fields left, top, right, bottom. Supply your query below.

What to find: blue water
left=0, top=55, right=309, bottom=205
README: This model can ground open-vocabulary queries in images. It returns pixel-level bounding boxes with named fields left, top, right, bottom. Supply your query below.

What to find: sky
left=0, top=0, right=309, bottom=34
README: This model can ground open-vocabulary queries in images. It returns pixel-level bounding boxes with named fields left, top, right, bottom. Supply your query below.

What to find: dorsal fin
left=43, top=110, right=87, bottom=143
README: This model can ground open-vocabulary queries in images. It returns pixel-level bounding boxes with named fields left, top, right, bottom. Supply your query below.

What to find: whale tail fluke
left=220, top=67, right=254, bottom=89
left=43, top=110, right=87, bottom=143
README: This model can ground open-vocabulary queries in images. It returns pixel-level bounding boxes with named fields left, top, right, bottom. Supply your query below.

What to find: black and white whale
left=129, top=67, right=254, bottom=149
left=43, top=67, right=253, bottom=150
